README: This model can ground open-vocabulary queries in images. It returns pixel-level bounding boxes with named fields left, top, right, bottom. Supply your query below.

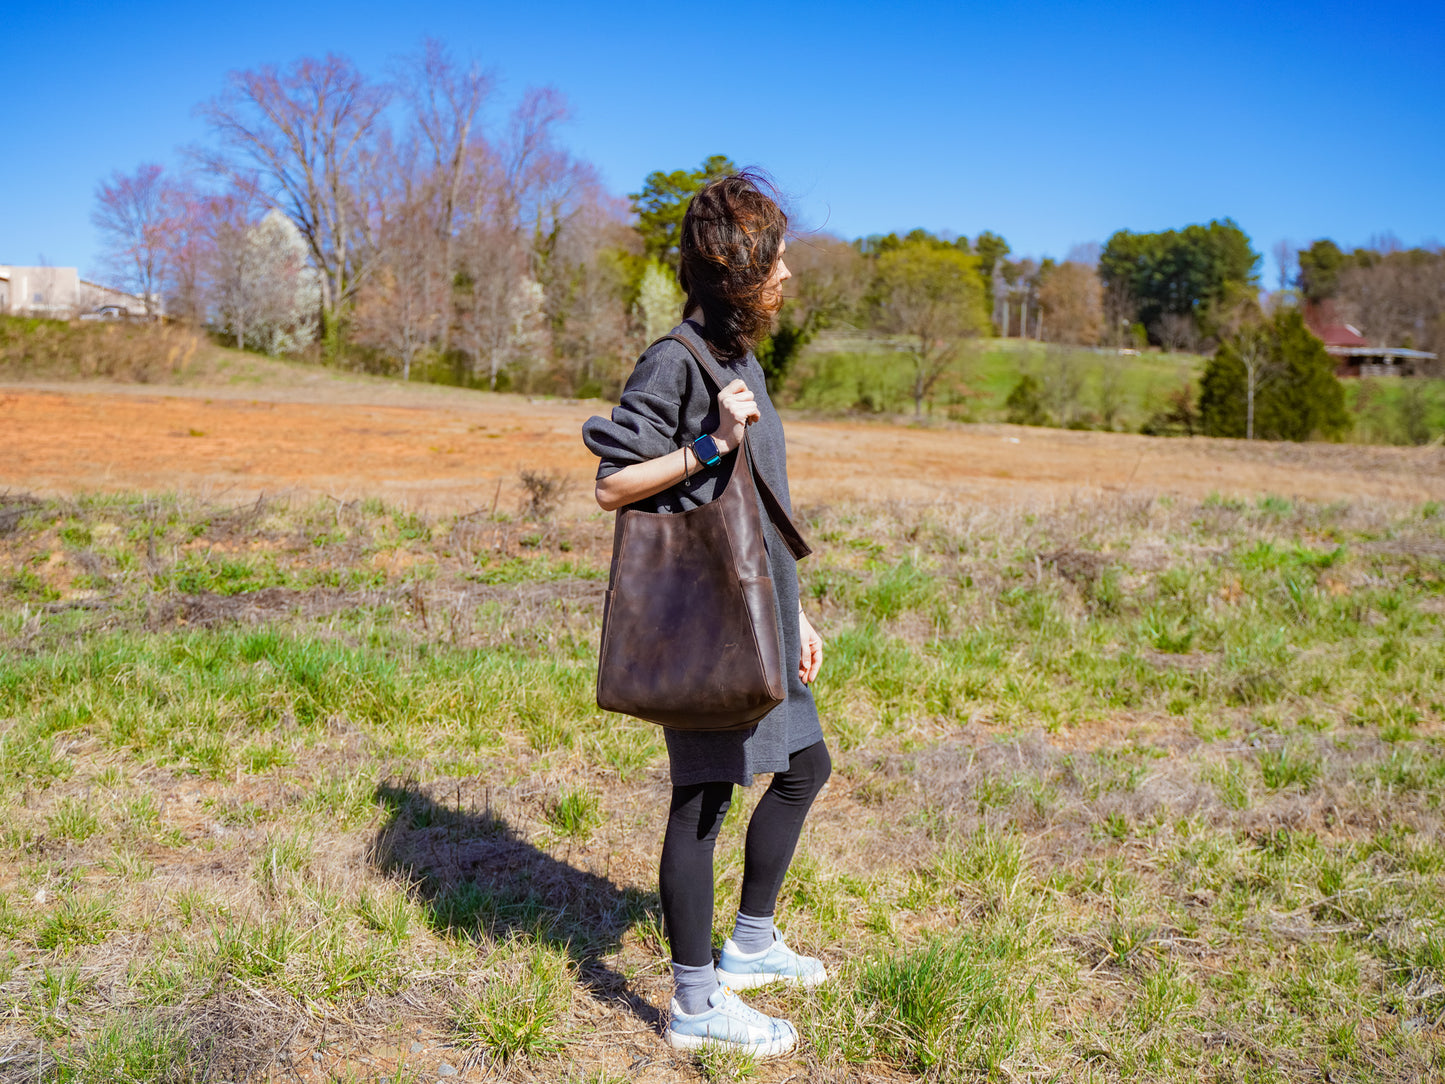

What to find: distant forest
left=85, top=44, right=1444, bottom=422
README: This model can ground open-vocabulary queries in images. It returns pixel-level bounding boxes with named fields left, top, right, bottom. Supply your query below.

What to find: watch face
left=694, top=434, right=721, bottom=465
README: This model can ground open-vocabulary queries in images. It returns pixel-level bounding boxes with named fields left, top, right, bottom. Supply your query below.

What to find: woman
left=582, top=172, right=830, bottom=1058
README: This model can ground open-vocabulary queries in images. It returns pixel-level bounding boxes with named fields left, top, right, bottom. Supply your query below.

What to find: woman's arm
left=594, top=377, right=760, bottom=512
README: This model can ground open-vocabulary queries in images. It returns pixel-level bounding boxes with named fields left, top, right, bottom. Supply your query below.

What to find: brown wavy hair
left=677, top=171, right=788, bottom=360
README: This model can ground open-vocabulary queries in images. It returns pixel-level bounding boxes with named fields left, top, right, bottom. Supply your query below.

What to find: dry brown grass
left=3, top=362, right=1443, bottom=518
left=1, top=487, right=1442, bottom=1081
left=0, top=318, right=201, bottom=383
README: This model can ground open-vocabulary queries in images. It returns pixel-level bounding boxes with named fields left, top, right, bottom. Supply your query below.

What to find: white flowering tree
left=212, top=210, right=320, bottom=354
left=637, top=260, right=684, bottom=345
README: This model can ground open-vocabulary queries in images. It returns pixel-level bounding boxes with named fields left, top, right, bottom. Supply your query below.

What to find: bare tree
left=352, top=203, right=444, bottom=379
left=1152, top=312, right=1203, bottom=353
left=1215, top=291, right=1269, bottom=440
left=1037, top=261, right=1103, bottom=344
left=784, top=233, right=868, bottom=330
left=92, top=164, right=184, bottom=315
left=558, top=256, right=632, bottom=391
left=207, top=197, right=263, bottom=350
left=1337, top=254, right=1445, bottom=350
left=455, top=218, right=543, bottom=390
left=1235, top=325, right=1269, bottom=441
left=453, top=87, right=590, bottom=389
left=396, top=39, right=492, bottom=352
left=164, top=185, right=214, bottom=324
left=505, top=89, right=596, bottom=316
left=197, top=54, right=389, bottom=338
left=999, top=258, right=1039, bottom=339
left=540, top=190, right=639, bottom=393
left=1272, top=239, right=1296, bottom=293
left=1102, top=276, right=1139, bottom=347
left=502, top=87, right=575, bottom=233
left=873, top=242, right=987, bottom=417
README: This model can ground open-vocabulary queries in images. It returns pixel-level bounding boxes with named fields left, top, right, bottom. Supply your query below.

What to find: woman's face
left=762, top=239, right=792, bottom=314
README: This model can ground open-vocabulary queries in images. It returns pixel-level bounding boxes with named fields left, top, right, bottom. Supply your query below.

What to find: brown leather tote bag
left=596, top=334, right=812, bottom=731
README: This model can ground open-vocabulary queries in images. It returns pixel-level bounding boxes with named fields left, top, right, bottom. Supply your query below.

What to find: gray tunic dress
left=581, top=320, right=824, bottom=787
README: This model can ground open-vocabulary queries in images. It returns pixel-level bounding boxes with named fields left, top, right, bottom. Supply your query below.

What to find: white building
left=0, top=265, right=153, bottom=318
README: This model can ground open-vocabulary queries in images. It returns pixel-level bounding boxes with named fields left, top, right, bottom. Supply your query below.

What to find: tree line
left=87, top=42, right=1442, bottom=442
left=92, top=42, right=634, bottom=394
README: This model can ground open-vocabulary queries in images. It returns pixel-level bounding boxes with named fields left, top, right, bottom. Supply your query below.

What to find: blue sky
left=4, top=0, right=1441, bottom=286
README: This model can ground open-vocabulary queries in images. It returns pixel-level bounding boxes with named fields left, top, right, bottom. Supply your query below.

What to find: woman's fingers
left=798, top=616, right=823, bottom=684
left=718, top=381, right=760, bottom=433
left=799, top=636, right=822, bottom=684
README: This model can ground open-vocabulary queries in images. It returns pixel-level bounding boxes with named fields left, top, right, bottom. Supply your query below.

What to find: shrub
left=1200, top=309, right=1351, bottom=441
left=1004, top=374, right=1050, bottom=426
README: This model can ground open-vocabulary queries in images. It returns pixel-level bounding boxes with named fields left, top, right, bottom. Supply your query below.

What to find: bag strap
left=658, top=332, right=813, bottom=561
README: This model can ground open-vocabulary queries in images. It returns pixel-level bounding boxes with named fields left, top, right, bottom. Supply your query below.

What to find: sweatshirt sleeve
left=581, top=339, right=699, bottom=480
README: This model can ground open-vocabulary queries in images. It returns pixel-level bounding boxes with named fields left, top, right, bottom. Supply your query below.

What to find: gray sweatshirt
left=581, top=320, right=824, bottom=786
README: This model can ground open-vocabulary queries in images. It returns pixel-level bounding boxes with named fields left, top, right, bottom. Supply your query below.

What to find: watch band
left=692, top=433, right=722, bottom=467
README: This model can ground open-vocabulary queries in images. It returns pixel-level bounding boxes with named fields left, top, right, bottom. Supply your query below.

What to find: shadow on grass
left=371, top=780, right=662, bottom=1031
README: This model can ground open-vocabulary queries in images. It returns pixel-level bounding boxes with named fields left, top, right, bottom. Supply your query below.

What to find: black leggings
left=659, top=740, right=832, bottom=968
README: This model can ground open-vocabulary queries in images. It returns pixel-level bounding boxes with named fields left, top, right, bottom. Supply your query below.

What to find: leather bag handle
left=658, top=332, right=813, bottom=561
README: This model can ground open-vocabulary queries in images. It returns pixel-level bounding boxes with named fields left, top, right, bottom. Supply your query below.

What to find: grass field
left=2, top=483, right=1443, bottom=1082
left=787, top=333, right=1445, bottom=442
left=7, top=314, right=1445, bottom=447
left=782, top=334, right=1207, bottom=430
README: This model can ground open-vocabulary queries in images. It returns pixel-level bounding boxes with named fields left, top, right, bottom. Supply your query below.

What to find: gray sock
left=672, top=961, right=719, bottom=1016
left=730, top=910, right=776, bottom=955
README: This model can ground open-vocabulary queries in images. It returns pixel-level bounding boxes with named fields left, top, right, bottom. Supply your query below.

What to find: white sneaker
left=665, top=983, right=798, bottom=1058
left=716, top=930, right=828, bottom=990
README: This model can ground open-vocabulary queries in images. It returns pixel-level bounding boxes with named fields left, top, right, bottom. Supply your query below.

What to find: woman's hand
left=798, top=608, right=823, bottom=685
left=592, top=376, right=759, bottom=511
left=711, top=379, right=760, bottom=455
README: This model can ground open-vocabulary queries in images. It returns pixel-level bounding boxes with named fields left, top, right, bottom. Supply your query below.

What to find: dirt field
left=4, top=377, right=1445, bottom=514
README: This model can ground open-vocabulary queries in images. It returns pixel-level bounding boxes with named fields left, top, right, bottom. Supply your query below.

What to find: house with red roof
left=1304, top=301, right=1437, bottom=377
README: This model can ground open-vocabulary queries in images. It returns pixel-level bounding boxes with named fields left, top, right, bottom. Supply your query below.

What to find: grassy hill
left=6, top=315, right=1443, bottom=445
left=784, top=331, right=1445, bottom=443
left=782, top=333, right=1204, bottom=430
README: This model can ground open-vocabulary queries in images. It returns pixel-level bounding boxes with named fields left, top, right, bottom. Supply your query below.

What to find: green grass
left=1348, top=376, right=1445, bottom=445
left=808, top=932, right=1028, bottom=1075
left=35, top=895, right=117, bottom=951
left=783, top=333, right=1203, bottom=429
left=545, top=787, right=602, bottom=839
left=785, top=331, right=1445, bottom=443
left=1258, top=746, right=1323, bottom=791
left=455, top=940, right=574, bottom=1060
left=0, top=489, right=1442, bottom=1080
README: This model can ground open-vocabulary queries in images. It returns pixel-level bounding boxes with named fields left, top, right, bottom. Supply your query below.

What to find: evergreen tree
left=1005, top=374, right=1050, bottom=426
left=1200, top=309, right=1350, bottom=441
left=1099, top=219, right=1260, bottom=341
left=629, top=155, right=737, bottom=271
left=1296, top=239, right=1348, bottom=303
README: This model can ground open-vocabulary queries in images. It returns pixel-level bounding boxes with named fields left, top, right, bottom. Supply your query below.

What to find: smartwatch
left=692, top=433, right=722, bottom=467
